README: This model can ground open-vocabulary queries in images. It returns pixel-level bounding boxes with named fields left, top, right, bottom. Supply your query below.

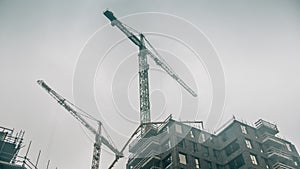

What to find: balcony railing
left=129, top=136, right=160, bottom=160
left=150, top=167, right=161, bottom=169
left=129, top=115, right=173, bottom=152
left=255, top=119, right=279, bottom=135
left=266, top=147, right=292, bottom=161
left=273, top=162, right=295, bottom=169
left=130, top=149, right=161, bottom=169
left=261, top=133, right=285, bottom=146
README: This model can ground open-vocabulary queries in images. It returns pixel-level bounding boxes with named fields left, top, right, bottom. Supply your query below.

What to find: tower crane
left=37, top=80, right=123, bottom=169
left=103, top=10, right=198, bottom=134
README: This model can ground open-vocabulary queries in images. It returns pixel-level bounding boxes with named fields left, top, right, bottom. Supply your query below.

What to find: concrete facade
left=127, top=117, right=300, bottom=169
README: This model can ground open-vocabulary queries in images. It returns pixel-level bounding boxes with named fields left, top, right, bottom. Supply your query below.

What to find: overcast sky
left=1, top=0, right=300, bottom=168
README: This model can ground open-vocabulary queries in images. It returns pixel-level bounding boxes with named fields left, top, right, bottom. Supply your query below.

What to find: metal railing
left=131, top=149, right=161, bottom=169
left=266, top=147, right=292, bottom=160
left=261, top=133, right=285, bottom=146
left=255, top=119, right=278, bottom=132
left=13, top=155, right=39, bottom=169
left=129, top=136, right=160, bottom=160
left=273, top=162, right=295, bottom=169
left=129, top=115, right=173, bottom=151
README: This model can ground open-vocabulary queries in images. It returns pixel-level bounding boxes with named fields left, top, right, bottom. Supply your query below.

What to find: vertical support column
left=138, top=34, right=151, bottom=135
left=91, top=122, right=102, bottom=169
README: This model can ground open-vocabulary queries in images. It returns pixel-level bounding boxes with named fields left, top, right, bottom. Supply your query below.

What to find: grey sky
left=1, top=0, right=300, bottom=168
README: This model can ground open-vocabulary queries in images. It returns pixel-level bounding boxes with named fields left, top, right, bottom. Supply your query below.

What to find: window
left=175, top=124, right=182, bottom=133
left=202, top=145, right=209, bottom=157
left=213, top=149, right=218, bottom=158
left=163, top=140, right=171, bottom=150
left=179, top=153, right=187, bottom=165
left=192, top=141, right=198, bottom=152
left=198, top=133, right=206, bottom=143
left=293, top=157, right=299, bottom=166
left=225, top=140, right=240, bottom=156
left=190, top=130, right=194, bottom=138
left=221, top=132, right=228, bottom=142
left=228, top=154, right=245, bottom=169
left=162, top=155, right=172, bottom=168
left=286, top=143, right=292, bottom=151
left=258, top=143, right=264, bottom=153
left=194, top=158, right=200, bottom=168
left=0, top=132, right=7, bottom=141
left=177, top=138, right=185, bottom=148
left=240, top=125, right=247, bottom=134
left=250, top=154, right=258, bottom=165
left=245, top=139, right=252, bottom=149
left=263, top=158, right=269, bottom=169
left=216, top=164, right=223, bottom=169
left=206, top=161, right=212, bottom=169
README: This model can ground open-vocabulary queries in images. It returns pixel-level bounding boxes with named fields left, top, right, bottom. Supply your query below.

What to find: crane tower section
left=104, top=10, right=197, bottom=135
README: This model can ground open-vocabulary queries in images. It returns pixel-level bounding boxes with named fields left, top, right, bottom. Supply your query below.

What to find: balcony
left=129, top=134, right=161, bottom=153
left=255, top=119, right=279, bottom=135
left=273, top=162, right=296, bottom=169
left=150, top=167, right=161, bottom=169
left=266, top=147, right=292, bottom=161
left=261, top=133, right=286, bottom=147
left=129, top=149, right=161, bottom=169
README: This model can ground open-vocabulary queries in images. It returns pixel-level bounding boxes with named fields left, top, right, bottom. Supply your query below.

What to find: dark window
left=192, top=141, right=198, bottom=152
left=177, top=137, right=185, bottom=148
left=202, top=145, right=209, bottom=157
left=206, top=161, right=212, bottom=169
left=263, top=157, right=269, bottom=168
left=0, top=132, right=7, bottom=141
left=213, top=149, right=218, bottom=158
left=216, top=164, right=224, bottom=169
left=162, top=155, right=172, bottom=168
left=254, top=130, right=259, bottom=139
left=221, top=132, right=228, bottom=142
left=225, top=140, right=240, bottom=156
left=258, top=142, right=264, bottom=153
left=228, top=154, right=245, bottom=169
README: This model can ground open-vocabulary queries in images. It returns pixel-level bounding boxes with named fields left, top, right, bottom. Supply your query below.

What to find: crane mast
left=138, top=34, right=151, bottom=133
left=92, top=121, right=101, bottom=169
left=37, top=80, right=123, bottom=169
left=104, top=10, right=197, bottom=134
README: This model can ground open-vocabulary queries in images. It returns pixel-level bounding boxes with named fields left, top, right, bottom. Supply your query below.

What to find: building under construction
left=32, top=10, right=300, bottom=169
left=126, top=116, right=300, bottom=169
left=0, top=125, right=42, bottom=169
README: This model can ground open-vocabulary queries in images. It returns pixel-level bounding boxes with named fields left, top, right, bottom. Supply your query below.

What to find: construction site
left=1, top=4, right=300, bottom=169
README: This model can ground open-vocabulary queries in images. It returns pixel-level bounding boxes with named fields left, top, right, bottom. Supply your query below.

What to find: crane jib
left=103, top=10, right=197, bottom=97
left=37, top=80, right=123, bottom=161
